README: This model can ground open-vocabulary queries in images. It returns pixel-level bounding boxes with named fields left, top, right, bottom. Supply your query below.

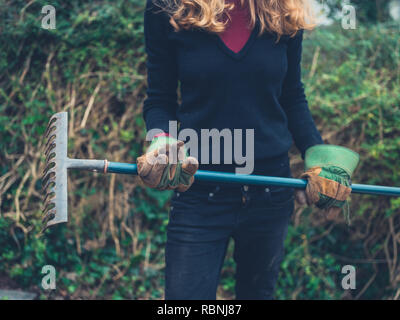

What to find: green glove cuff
left=305, top=144, right=360, bottom=177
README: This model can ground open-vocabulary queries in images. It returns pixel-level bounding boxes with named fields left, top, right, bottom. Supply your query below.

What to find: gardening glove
left=295, top=144, right=359, bottom=223
left=136, top=135, right=199, bottom=192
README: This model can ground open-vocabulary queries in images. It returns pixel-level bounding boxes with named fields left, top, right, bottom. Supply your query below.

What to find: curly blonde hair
left=156, top=0, right=315, bottom=38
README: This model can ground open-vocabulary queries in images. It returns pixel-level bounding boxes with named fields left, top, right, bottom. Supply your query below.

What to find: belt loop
left=241, top=185, right=250, bottom=207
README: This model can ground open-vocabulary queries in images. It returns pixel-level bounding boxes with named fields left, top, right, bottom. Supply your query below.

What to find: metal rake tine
left=44, top=135, right=56, bottom=155
left=43, top=200, right=56, bottom=216
left=44, top=116, right=57, bottom=138
left=43, top=189, right=56, bottom=207
left=42, top=175, right=56, bottom=193
left=42, top=210, right=56, bottom=226
left=44, top=148, right=56, bottom=165
left=42, top=161, right=56, bottom=178
left=44, top=122, right=57, bottom=141
left=42, top=171, right=56, bottom=190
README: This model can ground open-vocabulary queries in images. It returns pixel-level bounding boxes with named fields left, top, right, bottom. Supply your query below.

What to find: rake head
left=41, top=112, right=108, bottom=230
left=42, top=112, right=69, bottom=228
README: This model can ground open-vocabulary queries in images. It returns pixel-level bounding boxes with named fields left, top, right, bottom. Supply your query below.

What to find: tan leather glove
left=137, top=136, right=198, bottom=192
left=296, top=144, right=359, bottom=222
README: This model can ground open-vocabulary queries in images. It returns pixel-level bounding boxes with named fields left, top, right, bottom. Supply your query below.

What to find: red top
left=219, top=0, right=252, bottom=53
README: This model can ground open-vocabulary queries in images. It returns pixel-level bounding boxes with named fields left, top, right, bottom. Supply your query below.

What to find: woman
left=137, top=0, right=357, bottom=300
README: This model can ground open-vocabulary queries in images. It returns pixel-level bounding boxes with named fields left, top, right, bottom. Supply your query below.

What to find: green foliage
left=0, top=0, right=399, bottom=300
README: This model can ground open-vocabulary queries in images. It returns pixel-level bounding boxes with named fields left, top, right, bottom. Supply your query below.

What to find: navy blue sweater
left=143, top=0, right=323, bottom=173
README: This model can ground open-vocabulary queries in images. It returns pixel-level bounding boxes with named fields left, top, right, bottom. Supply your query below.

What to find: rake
left=42, top=112, right=400, bottom=229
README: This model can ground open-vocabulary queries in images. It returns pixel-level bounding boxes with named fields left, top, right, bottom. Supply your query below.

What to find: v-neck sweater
left=143, top=0, right=323, bottom=173
left=219, top=0, right=252, bottom=53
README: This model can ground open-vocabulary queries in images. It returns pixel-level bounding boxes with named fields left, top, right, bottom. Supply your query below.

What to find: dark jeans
left=165, top=158, right=294, bottom=300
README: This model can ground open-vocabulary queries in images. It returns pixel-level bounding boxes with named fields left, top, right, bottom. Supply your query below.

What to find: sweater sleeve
left=279, top=30, right=324, bottom=159
left=143, top=0, right=178, bottom=135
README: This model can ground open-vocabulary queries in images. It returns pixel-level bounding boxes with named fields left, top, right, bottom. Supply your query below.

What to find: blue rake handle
left=105, top=162, right=400, bottom=197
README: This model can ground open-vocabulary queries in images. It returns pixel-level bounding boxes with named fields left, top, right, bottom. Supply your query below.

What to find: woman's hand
left=295, top=144, right=359, bottom=221
left=136, top=136, right=199, bottom=192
